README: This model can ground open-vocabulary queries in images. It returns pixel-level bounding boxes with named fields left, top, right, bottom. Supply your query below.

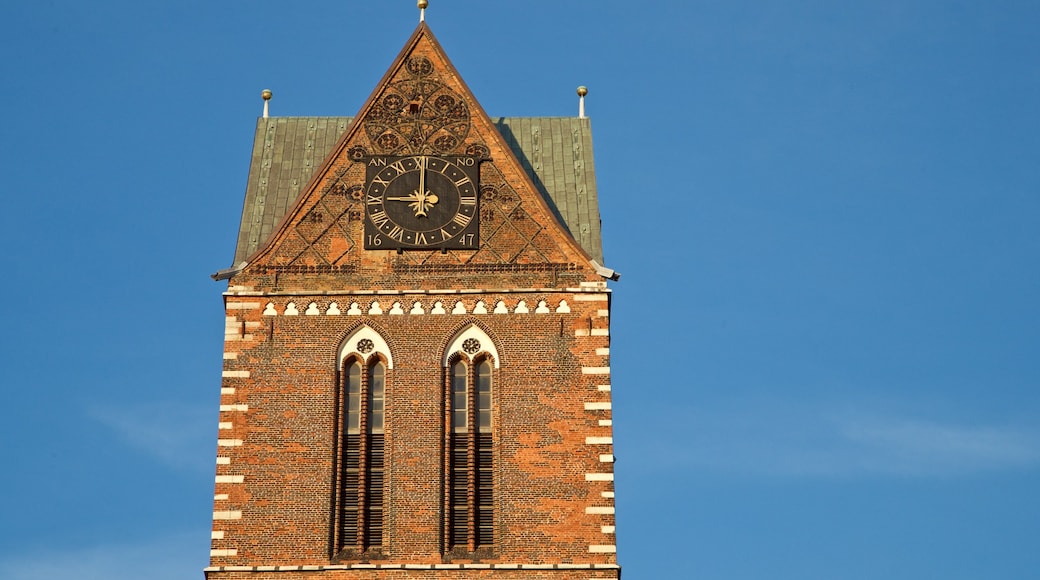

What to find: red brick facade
left=207, top=23, right=618, bottom=579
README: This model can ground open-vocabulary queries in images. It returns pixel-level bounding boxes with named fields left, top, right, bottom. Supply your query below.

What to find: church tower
left=207, top=6, right=620, bottom=579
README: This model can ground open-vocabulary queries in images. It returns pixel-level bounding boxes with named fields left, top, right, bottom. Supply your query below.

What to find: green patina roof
left=232, top=116, right=603, bottom=266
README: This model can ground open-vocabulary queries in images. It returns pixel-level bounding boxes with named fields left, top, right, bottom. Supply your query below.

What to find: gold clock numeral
left=388, top=160, right=407, bottom=176
left=371, top=175, right=390, bottom=187
left=440, top=228, right=452, bottom=240
left=452, top=213, right=471, bottom=227
left=415, top=232, right=428, bottom=245
left=370, top=210, right=390, bottom=228
left=454, top=176, right=471, bottom=187
left=366, top=193, right=381, bottom=205
left=388, top=225, right=405, bottom=242
left=460, top=195, right=476, bottom=206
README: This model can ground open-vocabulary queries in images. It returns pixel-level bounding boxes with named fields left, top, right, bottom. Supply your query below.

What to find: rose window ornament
left=434, top=134, right=459, bottom=152
left=406, top=56, right=434, bottom=77
left=462, top=338, right=481, bottom=354
left=348, top=145, right=368, bottom=161
left=356, top=339, right=375, bottom=354
left=364, top=78, right=470, bottom=154
left=466, top=143, right=490, bottom=159
left=375, top=133, right=401, bottom=151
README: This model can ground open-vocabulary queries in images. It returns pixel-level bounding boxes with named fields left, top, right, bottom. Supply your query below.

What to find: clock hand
left=411, top=189, right=438, bottom=217
left=413, top=156, right=431, bottom=216
left=419, top=155, right=427, bottom=205
left=385, top=191, right=439, bottom=217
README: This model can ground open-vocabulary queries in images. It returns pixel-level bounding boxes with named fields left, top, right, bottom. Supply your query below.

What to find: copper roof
left=232, top=116, right=603, bottom=265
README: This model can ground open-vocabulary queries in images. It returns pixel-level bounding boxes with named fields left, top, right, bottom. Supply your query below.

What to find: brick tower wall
left=207, top=284, right=616, bottom=578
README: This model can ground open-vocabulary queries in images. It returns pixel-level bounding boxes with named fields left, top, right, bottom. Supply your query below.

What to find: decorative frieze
left=258, top=298, right=576, bottom=317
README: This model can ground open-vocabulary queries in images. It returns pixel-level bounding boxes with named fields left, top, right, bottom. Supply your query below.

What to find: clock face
left=363, top=155, right=480, bottom=250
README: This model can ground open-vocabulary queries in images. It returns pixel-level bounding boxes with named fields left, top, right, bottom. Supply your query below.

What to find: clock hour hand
left=385, top=190, right=439, bottom=217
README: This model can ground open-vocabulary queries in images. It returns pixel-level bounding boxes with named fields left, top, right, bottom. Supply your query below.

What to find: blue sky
left=1, top=1, right=1038, bottom=579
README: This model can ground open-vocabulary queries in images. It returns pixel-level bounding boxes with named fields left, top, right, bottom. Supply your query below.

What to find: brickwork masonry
left=212, top=290, right=615, bottom=574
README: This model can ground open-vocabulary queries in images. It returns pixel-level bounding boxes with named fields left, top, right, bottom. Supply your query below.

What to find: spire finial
left=418, top=0, right=428, bottom=22
left=577, top=86, right=588, bottom=119
left=261, top=89, right=273, bottom=118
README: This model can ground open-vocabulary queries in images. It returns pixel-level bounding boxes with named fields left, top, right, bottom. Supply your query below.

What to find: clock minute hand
left=418, top=155, right=427, bottom=205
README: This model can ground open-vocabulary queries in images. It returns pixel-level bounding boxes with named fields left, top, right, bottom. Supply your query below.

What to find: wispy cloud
left=87, top=401, right=214, bottom=472
left=0, top=530, right=207, bottom=580
left=840, top=417, right=1040, bottom=475
left=625, top=397, right=1040, bottom=478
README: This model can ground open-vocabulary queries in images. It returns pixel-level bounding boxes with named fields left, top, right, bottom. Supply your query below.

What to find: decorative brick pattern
left=260, top=298, right=578, bottom=317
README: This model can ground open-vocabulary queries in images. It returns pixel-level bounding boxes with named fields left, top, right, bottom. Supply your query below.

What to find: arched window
left=447, top=355, right=494, bottom=551
left=365, top=360, right=385, bottom=548
left=338, top=358, right=386, bottom=553
left=335, top=327, right=391, bottom=556
left=340, top=360, right=362, bottom=544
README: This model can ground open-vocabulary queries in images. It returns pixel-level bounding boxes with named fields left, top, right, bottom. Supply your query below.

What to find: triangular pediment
left=237, top=24, right=601, bottom=290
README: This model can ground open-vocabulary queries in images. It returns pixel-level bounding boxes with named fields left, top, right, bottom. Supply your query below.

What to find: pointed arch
left=338, top=324, right=394, bottom=369
left=443, top=323, right=500, bottom=369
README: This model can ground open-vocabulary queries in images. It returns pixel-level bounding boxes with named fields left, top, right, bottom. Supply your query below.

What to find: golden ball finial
left=577, top=86, right=588, bottom=97
left=418, top=0, right=428, bottom=9
left=261, top=89, right=273, bottom=101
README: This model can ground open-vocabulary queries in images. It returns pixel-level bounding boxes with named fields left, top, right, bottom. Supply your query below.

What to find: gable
left=233, top=116, right=604, bottom=266
left=221, top=24, right=608, bottom=293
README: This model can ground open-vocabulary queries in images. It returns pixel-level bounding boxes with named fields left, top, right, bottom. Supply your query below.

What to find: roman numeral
left=388, top=160, right=407, bottom=175
left=415, top=232, right=428, bottom=245
left=370, top=210, right=390, bottom=228
left=371, top=176, right=390, bottom=187
left=454, top=176, right=471, bottom=187
left=437, top=163, right=451, bottom=174
left=452, top=213, right=471, bottom=227
left=460, top=195, right=476, bottom=206
left=366, top=194, right=382, bottom=205
left=388, top=225, right=405, bottom=241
